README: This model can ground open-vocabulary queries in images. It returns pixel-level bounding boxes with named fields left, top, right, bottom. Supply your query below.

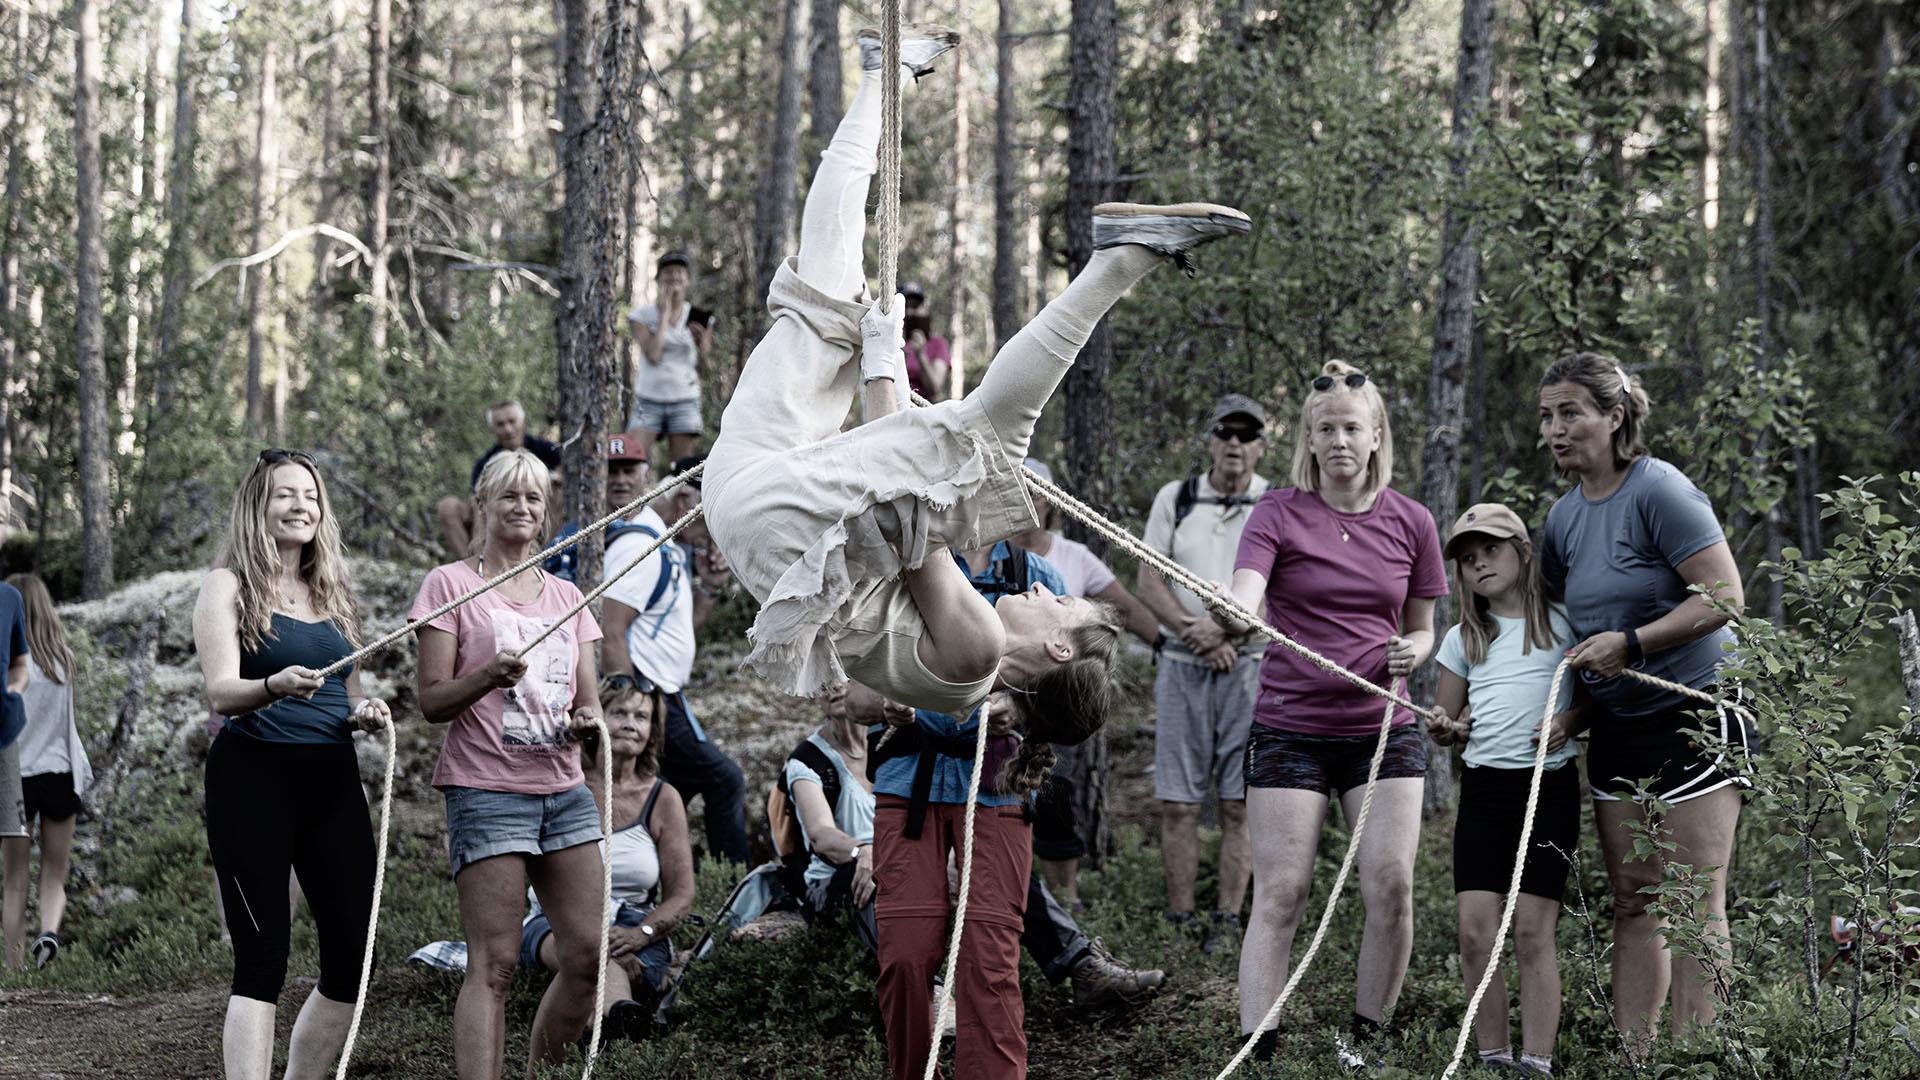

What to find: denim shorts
left=442, top=784, right=603, bottom=879
left=1242, top=723, right=1430, bottom=797
left=629, top=396, right=704, bottom=436
left=519, top=900, right=672, bottom=992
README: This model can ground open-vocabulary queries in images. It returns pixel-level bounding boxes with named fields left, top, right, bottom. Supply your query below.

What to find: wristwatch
left=639, top=923, right=656, bottom=938
left=1623, top=627, right=1644, bottom=666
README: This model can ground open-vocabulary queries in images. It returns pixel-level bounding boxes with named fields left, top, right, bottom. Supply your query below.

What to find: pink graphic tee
left=1234, top=487, right=1447, bottom=736
left=411, top=561, right=604, bottom=794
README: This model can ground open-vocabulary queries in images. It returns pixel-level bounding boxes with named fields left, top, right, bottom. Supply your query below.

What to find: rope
left=1435, top=659, right=1755, bottom=1078
left=923, top=697, right=993, bottom=1080
left=312, top=464, right=703, bottom=679
left=876, top=0, right=901, bottom=313
left=579, top=717, right=614, bottom=1080
left=332, top=715, right=396, bottom=1080
left=510, top=505, right=705, bottom=660
left=1214, top=686, right=1402, bottom=1080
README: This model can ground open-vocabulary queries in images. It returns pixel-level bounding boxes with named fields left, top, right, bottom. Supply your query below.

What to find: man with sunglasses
left=1137, top=393, right=1271, bottom=952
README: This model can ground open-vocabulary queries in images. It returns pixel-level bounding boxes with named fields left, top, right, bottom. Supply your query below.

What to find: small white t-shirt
left=1434, top=606, right=1581, bottom=771
left=1030, top=532, right=1116, bottom=598
left=601, top=507, right=696, bottom=692
left=630, top=301, right=701, bottom=402
left=784, top=734, right=875, bottom=891
left=1142, top=472, right=1270, bottom=662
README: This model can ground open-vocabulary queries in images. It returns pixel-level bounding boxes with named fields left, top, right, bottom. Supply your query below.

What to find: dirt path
left=0, top=986, right=226, bottom=1078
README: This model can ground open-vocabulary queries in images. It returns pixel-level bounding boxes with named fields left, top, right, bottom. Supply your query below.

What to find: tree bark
left=991, top=0, right=1019, bottom=351
left=1, top=5, right=28, bottom=536
left=313, top=0, right=348, bottom=301
left=244, top=41, right=279, bottom=437
left=1064, top=0, right=1117, bottom=557
left=805, top=0, right=842, bottom=178
left=752, top=0, right=804, bottom=306
left=1414, top=0, right=1495, bottom=816
left=150, top=0, right=197, bottom=421
left=74, top=0, right=114, bottom=597
left=945, top=9, right=973, bottom=398
left=367, top=0, right=393, bottom=353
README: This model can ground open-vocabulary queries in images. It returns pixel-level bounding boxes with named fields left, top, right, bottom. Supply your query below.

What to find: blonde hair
left=217, top=452, right=363, bottom=653
left=1539, top=351, right=1651, bottom=470
left=588, top=677, right=667, bottom=781
left=6, top=574, right=73, bottom=684
left=472, top=448, right=552, bottom=546
left=1290, top=360, right=1393, bottom=499
left=1451, top=534, right=1556, bottom=666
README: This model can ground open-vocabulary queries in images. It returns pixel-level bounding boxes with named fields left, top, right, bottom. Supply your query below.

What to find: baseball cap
left=656, top=250, right=692, bottom=272
left=606, top=434, right=647, bottom=461
left=1205, top=393, right=1268, bottom=431
left=1444, top=503, right=1530, bottom=559
left=901, top=281, right=927, bottom=304
left=1022, top=459, right=1053, bottom=484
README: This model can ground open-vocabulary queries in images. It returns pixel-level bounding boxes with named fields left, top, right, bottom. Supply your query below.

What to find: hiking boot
left=857, top=26, right=961, bottom=80
left=1092, top=202, right=1251, bottom=276
left=1201, top=910, right=1242, bottom=955
left=1164, top=909, right=1201, bottom=938
left=1069, top=938, right=1166, bottom=1008
left=31, top=931, right=59, bottom=969
left=604, top=998, right=654, bottom=1043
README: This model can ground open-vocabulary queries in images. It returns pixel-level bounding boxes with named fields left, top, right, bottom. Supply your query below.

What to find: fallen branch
left=194, top=223, right=374, bottom=289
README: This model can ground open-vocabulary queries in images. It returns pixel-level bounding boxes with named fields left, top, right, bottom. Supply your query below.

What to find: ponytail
left=997, top=736, right=1058, bottom=795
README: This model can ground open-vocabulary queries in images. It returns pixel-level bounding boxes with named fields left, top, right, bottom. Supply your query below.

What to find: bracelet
left=1623, top=627, right=1644, bottom=666
left=262, top=675, right=280, bottom=701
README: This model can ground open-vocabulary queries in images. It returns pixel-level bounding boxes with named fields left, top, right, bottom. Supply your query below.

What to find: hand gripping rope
left=323, top=469, right=702, bottom=1079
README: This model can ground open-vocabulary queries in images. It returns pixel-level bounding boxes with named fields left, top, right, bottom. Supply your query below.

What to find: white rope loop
left=580, top=716, right=615, bottom=1080
left=923, top=697, right=993, bottom=1080
left=314, top=465, right=703, bottom=679
left=1215, top=685, right=1401, bottom=1080
left=333, top=716, right=397, bottom=1080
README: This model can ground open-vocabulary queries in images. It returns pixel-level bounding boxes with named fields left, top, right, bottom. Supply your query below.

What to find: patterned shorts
left=1243, top=723, right=1430, bottom=797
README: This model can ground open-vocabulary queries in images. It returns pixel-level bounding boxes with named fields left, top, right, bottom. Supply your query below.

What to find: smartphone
left=687, top=305, right=717, bottom=330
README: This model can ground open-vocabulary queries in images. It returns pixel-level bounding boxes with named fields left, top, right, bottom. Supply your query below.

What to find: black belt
left=868, top=723, right=983, bottom=840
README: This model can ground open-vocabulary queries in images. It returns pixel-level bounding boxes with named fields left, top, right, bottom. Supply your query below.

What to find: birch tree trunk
left=367, top=0, right=393, bottom=353
left=991, top=0, right=1019, bottom=351
left=151, top=0, right=197, bottom=421
left=1064, top=0, right=1117, bottom=556
left=1413, top=0, right=1495, bottom=816
left=74, top=0, right=115, bottom=597
left=751, top=0, right=804, bottom=306
left=244, top=42, right=279, bottom=436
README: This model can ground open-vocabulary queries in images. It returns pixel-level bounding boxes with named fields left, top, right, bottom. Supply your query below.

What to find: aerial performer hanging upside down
left=705, top=25, right=1250, bottom=730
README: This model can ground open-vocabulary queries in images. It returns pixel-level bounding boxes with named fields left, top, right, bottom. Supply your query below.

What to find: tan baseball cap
left=1444, top=502, right=1530, bottom=559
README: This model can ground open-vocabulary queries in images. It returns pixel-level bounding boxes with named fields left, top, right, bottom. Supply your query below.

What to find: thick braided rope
left=877, top=0, right=901, bottom=313
left=1017, top=465, right=1437, bottom=722
left=580, top=716, right=614, bottom=1080
left=923, top=697, right=994, bottom=1080
left=510, top=505, right=705, bottom=660
left=313, top=465, right=703, bottom=679
left=333, top=716, right=397, bottom=1080
left=1215, top=686, right=1401, bottom=1080
left=1435, top=659, right=1750, bottom=1077
left=1438, top=658, right=1569, bottom=1080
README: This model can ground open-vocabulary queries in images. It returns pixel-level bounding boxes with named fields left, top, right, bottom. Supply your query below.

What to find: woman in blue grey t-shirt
left=1536, top=351, right=1752, bottom=1055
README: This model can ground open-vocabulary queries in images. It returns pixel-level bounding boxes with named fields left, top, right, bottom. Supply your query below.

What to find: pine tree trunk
left=367, top=0, right=393, bottom=353
left=991, top=0, right=1019, bottom=351
left=74, top=0, right=114, bottom=598
left=805, top=0, right=842, bottom=178
left=244, top=42, right=279, bottom=437
left=313, top=0, right=348, bottom=300
left=1, top=5, right=28, bottom=533
left=1064, top=0, right=1117, bottom=557
left=151, top=0, right=197, bottom=421
left=945, top=16, right=972, bottom=398
left=1414, top=0, right=1495, bottom=817
left=752, top=0, right=804, bottom=305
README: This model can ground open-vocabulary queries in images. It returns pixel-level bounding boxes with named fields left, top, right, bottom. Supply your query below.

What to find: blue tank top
left=228, top=613, right=355, bottom=744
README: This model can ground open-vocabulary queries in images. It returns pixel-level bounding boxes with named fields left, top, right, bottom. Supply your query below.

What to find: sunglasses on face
left=257, top=447, right=317, bottom=466
left=1311, top=372, right=1369, bottom=392
left=1211, top=425, right=1263, bottom=443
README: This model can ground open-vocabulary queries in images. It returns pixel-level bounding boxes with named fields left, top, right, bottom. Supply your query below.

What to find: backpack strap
left=788, top=739, right=843, bottom=827
left=607, top=521, right=677, bottom=613
left=990, top=545, right=1031, bottom=598
left=866, top=720, right=984, bottom=840
left=1169, top=475, right=1201, bottom=560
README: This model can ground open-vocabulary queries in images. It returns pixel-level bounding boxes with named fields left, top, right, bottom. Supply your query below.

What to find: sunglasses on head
left=1311, top=372, right=1369, bottom=392
left=257, top=448, right=316, bottom=466
left=604, top=672, right=658, bottom=696
left=1211, top=424, right=1263, bottom=443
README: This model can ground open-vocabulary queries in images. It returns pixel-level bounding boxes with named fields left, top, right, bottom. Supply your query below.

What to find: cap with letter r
left=606, top=434, right=647, bottom=461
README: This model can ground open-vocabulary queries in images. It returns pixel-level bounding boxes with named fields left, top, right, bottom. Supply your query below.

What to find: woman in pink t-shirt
left=410, top=449, right=605, bottom=1078
left=1215, top=361, right=1446, bottom=1066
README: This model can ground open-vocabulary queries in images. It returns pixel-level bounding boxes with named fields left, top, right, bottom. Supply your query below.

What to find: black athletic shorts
left=1030, top=770, right=1085, bottom=862
left=1243, top=724, right=1430, bottom=797
left=1587, top=686, right=1758, bottom=805
left=21, top=772, right=81, bottom=823
left=1454, top=764, right=1580, bottom=901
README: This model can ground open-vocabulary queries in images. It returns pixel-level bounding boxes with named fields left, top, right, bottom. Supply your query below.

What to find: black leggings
left=205, top=730, right=375, bottom=1003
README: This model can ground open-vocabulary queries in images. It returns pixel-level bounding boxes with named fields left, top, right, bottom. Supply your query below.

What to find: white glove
left=860, top=295, right=907, bottom=384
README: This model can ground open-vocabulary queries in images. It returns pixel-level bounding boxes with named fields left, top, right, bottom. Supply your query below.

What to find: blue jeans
left=660, top=692, right=749, bottom=864
left=442, top=783, right=603, bottom=879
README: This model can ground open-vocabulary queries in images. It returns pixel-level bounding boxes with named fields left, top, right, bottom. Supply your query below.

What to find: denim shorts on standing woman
left=443, top=784, right=603, bottom=878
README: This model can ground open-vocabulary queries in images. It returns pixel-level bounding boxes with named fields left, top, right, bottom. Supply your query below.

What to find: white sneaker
left=1092, top=202, right=1251, bottom=276
left=857, top=26, right=961, bottom=79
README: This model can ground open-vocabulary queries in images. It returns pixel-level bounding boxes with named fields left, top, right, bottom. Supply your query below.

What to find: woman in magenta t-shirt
left=410, top=449, right=605, bottom=1078
left=1215, top=361, right=1446, bottom=1065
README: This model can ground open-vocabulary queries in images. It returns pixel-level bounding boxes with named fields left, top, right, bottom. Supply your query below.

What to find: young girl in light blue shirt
left=1430, top=503, right=1584, bottom=1077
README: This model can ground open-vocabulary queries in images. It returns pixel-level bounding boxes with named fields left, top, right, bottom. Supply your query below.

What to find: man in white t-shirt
left=1137, top=394, right=1271, bottom=952
left=628, top=250, right=712, bottom=466
left=597, top=434, right=748, bottom=864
